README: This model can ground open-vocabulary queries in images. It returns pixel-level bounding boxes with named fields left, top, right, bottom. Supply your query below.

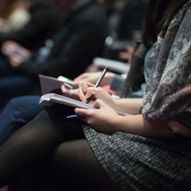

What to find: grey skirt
left=83, top=125, right=191, bottom=191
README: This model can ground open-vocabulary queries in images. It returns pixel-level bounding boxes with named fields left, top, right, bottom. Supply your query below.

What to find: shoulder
left=76, top=1, right=107, bottom=25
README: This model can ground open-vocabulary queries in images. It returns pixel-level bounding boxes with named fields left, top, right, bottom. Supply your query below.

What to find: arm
left=18, top=18, right=107, bottom=78
left=78, top=84, right=143, bottom=115
left=113, top=98, right=143, bottom=115
left=168, top=121, right=191, bottom=138
left=75, top=99, right=175, bottom=139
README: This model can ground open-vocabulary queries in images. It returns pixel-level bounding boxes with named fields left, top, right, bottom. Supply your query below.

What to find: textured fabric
left=84, top=127, right=191, bottom=191
left=142, top=1, right=191, bottom=129
left=83, top=2, right=191, bottom=190
left=0, top=96, right=42, bottom=145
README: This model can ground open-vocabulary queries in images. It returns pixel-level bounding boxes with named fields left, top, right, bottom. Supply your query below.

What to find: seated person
left=0, top=1, right=191, bottom=190
left=0, top=0, right=30, bottom=34
left=0, top=0, right=62, bottom=51
left=0, top=0, right=108, bottom=106
left=0, top=0, right=155, bottom=145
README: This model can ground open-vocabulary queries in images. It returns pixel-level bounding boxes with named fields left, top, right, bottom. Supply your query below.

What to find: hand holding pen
left=85, top=67, right=108, bottom=103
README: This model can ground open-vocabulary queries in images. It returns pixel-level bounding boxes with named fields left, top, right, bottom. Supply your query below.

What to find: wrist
left=112, top=115, right=125, bottom=132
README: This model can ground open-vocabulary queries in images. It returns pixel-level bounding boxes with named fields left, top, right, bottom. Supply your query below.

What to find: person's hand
left=74, top=72, right=115, bottom=85
left=2, top=41, right=31, bottom=67
left=168, top=121, right=191, bottom=138
left=61, top=81, right=94, bottom=100
left=119, top=46, right=134, bottom=63
left=75, top=99, right=119, bottom=134
left=78, top=82, right=115, bottom=108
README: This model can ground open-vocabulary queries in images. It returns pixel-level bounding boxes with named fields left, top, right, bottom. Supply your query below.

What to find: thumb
left=93, top=99, right=105, bottom=109
left=75, top=108, right=89, bottom=117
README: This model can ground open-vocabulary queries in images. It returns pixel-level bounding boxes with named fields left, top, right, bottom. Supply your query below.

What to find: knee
left=51, top=143, right=73, bottom=167
left=5, top=97, right=27, bottom=112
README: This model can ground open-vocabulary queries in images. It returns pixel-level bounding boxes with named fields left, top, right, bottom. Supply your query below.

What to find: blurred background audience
left=0, top=0, right=108, bottom=107
left=0, top=0, right=30, bottom=34
left=0, top=0, right=63, bottom=51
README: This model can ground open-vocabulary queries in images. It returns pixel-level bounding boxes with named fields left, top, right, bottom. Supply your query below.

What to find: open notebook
left=39, top=74, right=129, bottom=116
left=39, top=74, right=93, bottom=109
left=39, top=74, right=77, bottom=95
left=40, top=93, right=93, bottom=109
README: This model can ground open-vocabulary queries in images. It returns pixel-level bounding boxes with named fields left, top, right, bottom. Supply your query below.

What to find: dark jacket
left=19, top=0, right=108, bottom=79
left=0, top=2, right=62, bottom=51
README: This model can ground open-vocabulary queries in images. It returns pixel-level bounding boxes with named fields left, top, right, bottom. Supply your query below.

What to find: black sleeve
left=19, top=19, right=107, bottom=79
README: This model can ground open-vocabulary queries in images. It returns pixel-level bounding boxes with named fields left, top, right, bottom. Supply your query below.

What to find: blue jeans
left=0, top=96, right=42, bottom=145
left=0, top=56, right=33, bottom=106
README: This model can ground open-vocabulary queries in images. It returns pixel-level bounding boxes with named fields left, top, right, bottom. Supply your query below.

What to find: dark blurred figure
left=101, top=0, right=147, bottom=61
left=0, top=0, right=30, bottom=34
left=0, top=0, right=108, bottom=107
left=116, top=0, right=146, bottom=41
left=0, top=0, right=62, bottom=51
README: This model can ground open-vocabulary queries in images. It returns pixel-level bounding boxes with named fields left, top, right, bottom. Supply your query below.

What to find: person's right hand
left=168, top=121, right=191, bottom=138
left=78, top=82, right=116, bottom=109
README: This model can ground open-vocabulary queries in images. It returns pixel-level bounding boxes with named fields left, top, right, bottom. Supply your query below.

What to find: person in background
left=0, top=0, right=154, bottom=145
left=1, top=1, right=191, bottom=191
left=0, top=0, right=157, bottom=148
left=0, top=0, right=108, bottom=107
left=0, top=0, right=30, bottom=34
left=0, top=0, right=62, bottom=51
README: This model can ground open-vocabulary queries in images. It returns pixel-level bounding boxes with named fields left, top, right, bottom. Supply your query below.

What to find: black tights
left=0, top=108, right=117, bottom=191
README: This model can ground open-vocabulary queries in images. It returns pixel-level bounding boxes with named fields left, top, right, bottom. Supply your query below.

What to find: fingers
left=74, top=73, right=89, bottom=82
left=168, top=121, right=191, bottom=138
left=78, top=82, right=94, bottom=102
left=61, top=84, right=70, bottom=93
left=93, top=99, right=105, bottom=109
left=79, top=82, right=89, bottom=102
left=9, top=55, right=23, bottom=67
left=61, top=84, right=80, bottom=100
left=75, top=108, right=92, bottom=118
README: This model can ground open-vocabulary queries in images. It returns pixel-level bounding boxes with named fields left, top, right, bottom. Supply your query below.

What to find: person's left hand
left=2, top=41, right=31, bottom=67
left=75, top=99, right=119, bottom=135
left=168, top=121, right=191, bottom=138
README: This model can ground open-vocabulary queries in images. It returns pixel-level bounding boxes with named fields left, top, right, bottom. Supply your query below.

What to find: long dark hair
left=142, top=0, right=189, bottom=47
left=121, top=0, right=189, bottom=97
left=142, top=0, right=169, bottom=47
left=161, top=0, right=189, bottom=36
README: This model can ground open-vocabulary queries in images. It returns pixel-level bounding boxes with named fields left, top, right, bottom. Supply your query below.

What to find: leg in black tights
left=49, top=140, right=118, bottom=191
left=0, top=106, right=117, bottom=190
left=0, top=108, right=83, bottom=187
